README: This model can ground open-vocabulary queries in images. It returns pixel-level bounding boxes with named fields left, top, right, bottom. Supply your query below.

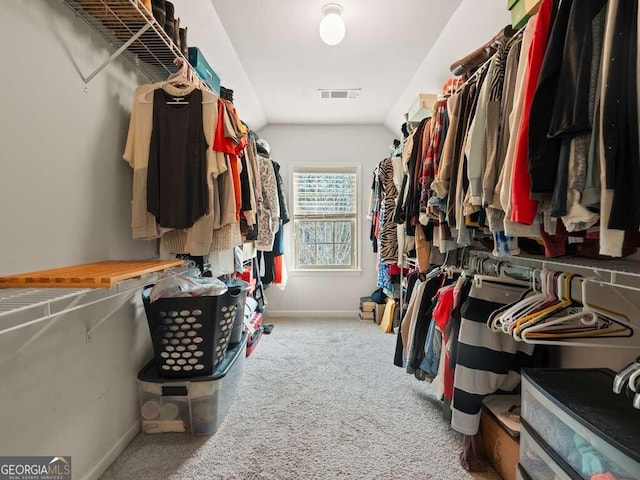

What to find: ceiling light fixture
left=319, top=4, right=346, bottom=46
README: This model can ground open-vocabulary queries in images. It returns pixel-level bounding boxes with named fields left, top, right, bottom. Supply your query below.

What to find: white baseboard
left=81, top=421, right=140, bottom=480
left=266, top=310, right=358, bottom=318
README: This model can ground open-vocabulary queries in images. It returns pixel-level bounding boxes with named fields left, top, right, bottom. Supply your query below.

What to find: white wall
left=0, top=1, right=157, bottom=478
left=256, top=124, right=395, bottom=317
left=385, top=0, right=512, bottom=133
left=171, top=0, right=267, bottom=130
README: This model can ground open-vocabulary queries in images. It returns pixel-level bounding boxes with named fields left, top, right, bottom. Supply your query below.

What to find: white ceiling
left=173, top=0, right=511, bottom=133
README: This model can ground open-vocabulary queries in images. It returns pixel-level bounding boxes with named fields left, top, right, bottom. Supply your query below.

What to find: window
left=292, top=165, right=359, bottom=270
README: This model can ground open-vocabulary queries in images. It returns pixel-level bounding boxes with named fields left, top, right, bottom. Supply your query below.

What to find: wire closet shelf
left=61, top=0, right=189, bottom=85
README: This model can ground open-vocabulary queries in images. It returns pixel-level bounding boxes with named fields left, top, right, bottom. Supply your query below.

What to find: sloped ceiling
left=173, top=0, right=511, bottom=133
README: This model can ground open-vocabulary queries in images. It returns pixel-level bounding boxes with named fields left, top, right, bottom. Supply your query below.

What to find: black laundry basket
left=223, top=279, right=251, bottom=347
left=142, top=284, right=246, bottom=378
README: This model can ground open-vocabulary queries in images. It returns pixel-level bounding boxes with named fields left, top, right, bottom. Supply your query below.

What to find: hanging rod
left=470, top=250, right=640, bottom=285
left=468, top=253, right=539, bottom=282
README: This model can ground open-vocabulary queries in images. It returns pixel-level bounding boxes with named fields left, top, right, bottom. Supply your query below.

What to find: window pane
left=316, top=222, right=333, bottom=243
left=316, top=244, right=334, bottom=265
left=294, top=173, right=357, bottom=215
left=334, top=243, right=352, bottom=266
left=334, top=222, right=352, bottom=243
left=297, top=222, right=316, bottom=243
left=298, top=243, right=316, bottom=266
left=293, top=166, right=358, bottom=270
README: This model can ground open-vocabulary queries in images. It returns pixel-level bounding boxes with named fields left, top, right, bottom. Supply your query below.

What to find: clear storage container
left=137, top=333, right=246, bottom=435
left=522, top=369, right=640, bottom=480
left=519, top=422, right=575, bottom=480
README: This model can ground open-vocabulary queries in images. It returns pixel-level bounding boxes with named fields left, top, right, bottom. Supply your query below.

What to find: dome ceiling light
left=319, top=4, right=346, bottom=46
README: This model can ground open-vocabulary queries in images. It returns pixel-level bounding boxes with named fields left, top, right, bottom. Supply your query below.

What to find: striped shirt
left=451, top=280, right=535, bottom=435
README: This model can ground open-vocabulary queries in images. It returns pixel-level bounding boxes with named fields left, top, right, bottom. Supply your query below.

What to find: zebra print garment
left=378, top=158, right=399, bottom=264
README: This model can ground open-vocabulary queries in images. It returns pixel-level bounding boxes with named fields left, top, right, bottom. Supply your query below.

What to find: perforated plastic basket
left=223, top=279, right=250, bottom=347
left=142, top=285, right=246, bottom=378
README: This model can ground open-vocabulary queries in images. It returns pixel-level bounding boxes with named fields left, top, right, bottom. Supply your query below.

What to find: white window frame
left=290, top=163, right=361, bottom=272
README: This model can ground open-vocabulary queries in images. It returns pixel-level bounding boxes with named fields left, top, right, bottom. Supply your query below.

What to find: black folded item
left=151, top=0, right=166, bottom=28
left=165, top=0, right=174, bottom=19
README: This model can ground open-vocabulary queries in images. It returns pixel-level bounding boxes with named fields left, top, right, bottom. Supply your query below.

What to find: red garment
left=213, top=99, right=243, bottom=220
left=228, top=154, right=242, bottom=221
left=274, top=255, right=284, bottom=284
left=433, top=285, right=455, bottom=332
left=510, top=1, right=555, bottom=225
left=540, top=220, right=567, bottom=258
left=388, top=264, right=402, bottom=276
left=433, top=285, right=456, bottom=400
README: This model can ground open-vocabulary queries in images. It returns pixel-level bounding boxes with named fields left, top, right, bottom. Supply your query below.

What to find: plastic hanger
left=487, top=287, right=536, bottom=332
left=511, top=272, right=578, bottom=339
left=520, top=277, right=636, bottom=348
left=614, top=356, right=640, bottom=394
left=497, top=270, right=556, bottom=332
left=493, top=269, right=555, bottom=333
left=512, top=272, right=576, bottom=338
left=139, top=67, right=216, bottom=105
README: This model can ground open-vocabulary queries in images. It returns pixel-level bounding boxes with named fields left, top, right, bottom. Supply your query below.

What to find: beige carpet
left=101, top=317, right=501, bottom=480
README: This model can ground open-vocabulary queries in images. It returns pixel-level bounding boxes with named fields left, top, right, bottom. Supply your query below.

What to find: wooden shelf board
left=0, top=260, right=184, bottom=289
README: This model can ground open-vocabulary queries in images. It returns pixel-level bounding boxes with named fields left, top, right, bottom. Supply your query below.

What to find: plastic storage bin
left=142, top=283, right=246, bottom=377
left=516, top=464, right=530, bottom=480
left=137, top=333, right=247, bottom=435
left=522, top=369, right=640, bottom=480
left=519, top=422, right=574, bottom=480
left=187, top=47, right=220, bottom=95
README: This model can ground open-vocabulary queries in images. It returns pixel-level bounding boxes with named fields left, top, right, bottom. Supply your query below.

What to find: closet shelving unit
left=0, top=260, right=191, bottom=350
left=470, top=249, right=640, bottom=288
left=60, top=0, right=192, bottom=87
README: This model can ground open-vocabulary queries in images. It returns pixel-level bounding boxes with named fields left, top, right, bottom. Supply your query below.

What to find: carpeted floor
left=101, top=317, right=501, bottom=480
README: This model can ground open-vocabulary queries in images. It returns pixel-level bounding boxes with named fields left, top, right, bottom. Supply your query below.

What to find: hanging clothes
left=123, top=82, right=222, bottom=255
left=147, top=88, right=209, bottom=229
left=378, top=158, right=400, bottom=264
left=451, top=280, right=535, bottom=436
left=388, top=0, right=640, bottom=265
left=256, top=154, right=280, bottom=251
left=603, top=0, right=640, bottom=231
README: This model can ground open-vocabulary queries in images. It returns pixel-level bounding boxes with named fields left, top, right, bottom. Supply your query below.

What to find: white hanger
left=511, top=272, right=579, bottom=340
left=138, top=67, right=217, bottom=105
left=499, top=270, right=557, bottom=334
left=520, top=277, right=636, bottom=349
left=491, top=269, right=553, bottom=333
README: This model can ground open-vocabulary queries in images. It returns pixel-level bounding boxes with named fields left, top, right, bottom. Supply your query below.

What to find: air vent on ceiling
left=319, top=88, right=362, bottom=100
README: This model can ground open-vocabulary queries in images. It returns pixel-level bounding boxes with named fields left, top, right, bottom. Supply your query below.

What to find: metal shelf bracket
left=82, top=21, right=152, bottom=90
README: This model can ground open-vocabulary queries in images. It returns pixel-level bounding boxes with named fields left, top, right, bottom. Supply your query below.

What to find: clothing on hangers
left=147, top=88, right=208, bottom=229
left=451, top=279, right=534, bottom=436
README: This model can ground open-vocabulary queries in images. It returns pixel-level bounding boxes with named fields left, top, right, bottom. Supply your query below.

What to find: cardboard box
left=375, top=304, right=384, bottom=325
left=407, top=93, right=438, bottom=124
left=480, top=408, right=520, bottom=480
left=361, top=301, right=376, bottom=312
